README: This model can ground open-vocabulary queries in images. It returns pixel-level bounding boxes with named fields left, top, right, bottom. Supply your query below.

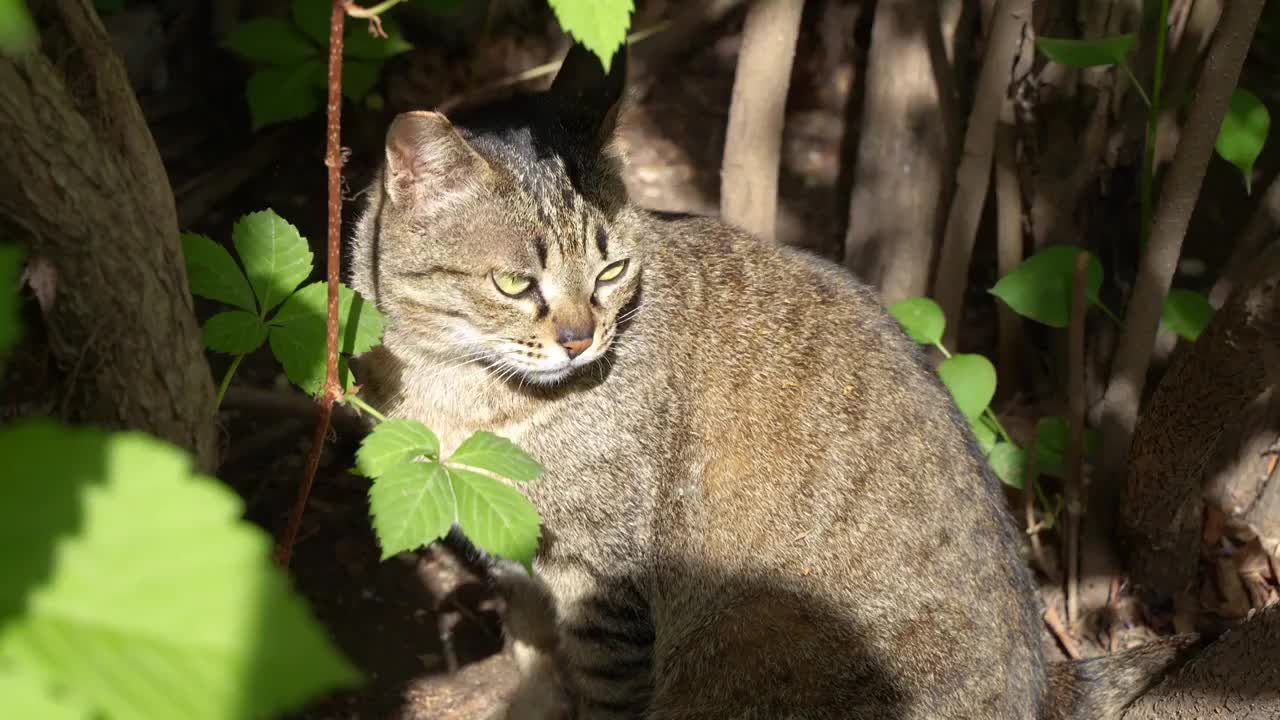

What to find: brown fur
left=349, top=43, right=1192, bottom=720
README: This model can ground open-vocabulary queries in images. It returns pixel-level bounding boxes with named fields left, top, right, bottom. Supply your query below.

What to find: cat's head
left=352, top=43, right=640, bottom=387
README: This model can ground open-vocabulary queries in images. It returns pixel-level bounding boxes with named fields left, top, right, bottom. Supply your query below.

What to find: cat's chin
left=519, top=366, right=578, bottom=386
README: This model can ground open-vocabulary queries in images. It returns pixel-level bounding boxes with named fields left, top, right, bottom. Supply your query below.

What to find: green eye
left=597, top=260, right=628, bottom=284
left=493, top=271, right=534, bottom=297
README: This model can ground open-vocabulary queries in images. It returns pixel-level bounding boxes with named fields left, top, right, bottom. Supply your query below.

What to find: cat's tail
left=1047, top=634, right=1203, bottom=720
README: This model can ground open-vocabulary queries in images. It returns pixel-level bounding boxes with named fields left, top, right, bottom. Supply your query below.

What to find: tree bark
left=933, top=0, right=1031, bottom=348
left=842, top=0, right=963, bottom=304
left=1121, top=605, right=1280, bottom=719
left=720, top=0, right=805, bottom=243
left=1121, top=241, right=1280, bottom=605
left=0, top=0, right=217, bottom=468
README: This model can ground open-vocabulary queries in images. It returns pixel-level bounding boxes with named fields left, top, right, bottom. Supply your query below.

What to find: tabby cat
left=349, top=43, right=1193, bottom=720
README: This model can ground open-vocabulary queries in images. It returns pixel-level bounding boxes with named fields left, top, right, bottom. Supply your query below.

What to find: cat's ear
left=548, top=42, right=627, bottom=147
left=383, top=111, right=490, bottom=207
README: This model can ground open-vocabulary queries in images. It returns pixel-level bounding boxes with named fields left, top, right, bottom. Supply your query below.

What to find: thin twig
left=275, top=0, right=347, bottom=568
left=1098, top=0, right=1268, bottom=503
left=1043, top=605, right=1082, bottom=660
left=1023, top=430, right=1058, bottom=584
left=1065, top=251, right=1088, bottom=624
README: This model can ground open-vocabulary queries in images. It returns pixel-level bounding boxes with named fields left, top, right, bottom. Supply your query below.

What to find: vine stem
left=214, top=354, right=244, bottom=409
left=275, top=0, right=346, bottom=568
left=345, top=392, right=388, bottom=423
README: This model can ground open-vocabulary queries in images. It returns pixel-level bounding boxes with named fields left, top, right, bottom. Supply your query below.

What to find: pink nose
left=561, top=337, right=592, bottom=359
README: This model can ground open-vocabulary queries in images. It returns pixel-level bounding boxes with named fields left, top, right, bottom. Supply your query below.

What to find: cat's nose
left=557, top=326, right=594, bottom=359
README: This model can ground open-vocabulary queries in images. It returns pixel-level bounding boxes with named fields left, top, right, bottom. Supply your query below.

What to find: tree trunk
left=0, top=0, right=217, bottom=468
left=1122, top=605, right=1280, bottom=719
left=843, top=0, right=966, bottom=304
left=1121, top=242, right=1280, bottom=606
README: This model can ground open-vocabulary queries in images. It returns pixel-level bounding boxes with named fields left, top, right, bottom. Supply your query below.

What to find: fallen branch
left=1098, top=0, right=1267, bottom=512
left=275, top=0, right=347, bottom=568
left=719, top=0, right=806, bottom=242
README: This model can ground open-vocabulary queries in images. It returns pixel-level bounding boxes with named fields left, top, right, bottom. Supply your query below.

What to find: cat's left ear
left=548, top=42, right=627, bottom=148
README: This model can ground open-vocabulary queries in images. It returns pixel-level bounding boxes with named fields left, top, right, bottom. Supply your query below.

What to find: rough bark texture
left=0, top=0, right=217, bottom=468
left=1121, top=242, right=1280, bottom=605
left=719, top=0, right=805, bottom=242
left=1121, top=605, right=1280, bottom=719
left=842, top=0, right=962, bottom=303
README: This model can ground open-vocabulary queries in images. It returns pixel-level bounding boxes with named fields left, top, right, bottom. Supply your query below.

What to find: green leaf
left=269, top=282, right=386, bottom=394
left=181, top=233, right=257, bottom=312
left=1216, top=87, right=1269, bottom=194
left=0, top=243, right=23, bottom=354
left=224, top=17, right=319, bottom=66
left=202, top=310, right=268, bottom=355
left=1034, top=416, right=1102, bottom=479
left=990, top=246, right=1103, bottom=328
left=448, top=467, right=541, bottom=569
left=449, top=431, right=544, bottom=482
left=342, top=59, right=383, bottom=100
left=1036, top=34, right=1136, bottom=68
left=292, top=0, right=330, bottom=46
left=344, top=18, right=413, bottom=60
left=233, top=209, right=314, bottom=315
left=988, top=442, right=1027, bottom=489
left=547, top=0, right=634, bottom=72
left=246, top=61, right=325, bottom=130
left=0, top=420, right=358, bottom=719
left=1161, top=288, right=1215, bottom=341
left=0, top=661, right=92, bottom=720
left=355, top=419, right=441, bottom=477
left=888, top=296, right=946, bottom=345
left=368, top=460, right=456, bottom=560
left=0, top=0, right=38, bottom=55
left=937, top=353, right=997, bottom=420
left=970, top=415, right=998, bottom=455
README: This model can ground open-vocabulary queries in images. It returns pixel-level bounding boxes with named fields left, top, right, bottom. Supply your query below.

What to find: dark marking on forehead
left=531, top=235, right=548, bottom=268
left=595, top=226, right=609, bottom=259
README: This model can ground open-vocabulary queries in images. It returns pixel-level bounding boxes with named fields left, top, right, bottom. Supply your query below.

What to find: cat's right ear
left=384, top=111, right=490, bottom=207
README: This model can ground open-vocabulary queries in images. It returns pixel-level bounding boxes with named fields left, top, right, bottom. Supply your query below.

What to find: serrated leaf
left=1034, top=416, right=1102, bottom=479
left=0, top=661, right=92, bottom=720
left=246, top=61, right=325, bottom=130
left=1216, top=88, right=1269, bottom=194
left=202, top=310, right=268, bottom=355
left=988, top=442, right=1027, bottom=489
left=181, top=232, right=257, bottom=312
left=224, top=17, right=319, bottom=66
left=449, top=431, right=544, bottom=482
left=356, top=419, right=441, bottom=477
left=990, top=246, right=1103, bottom=328
left=547, top=0, right=634, bottom=72
left=448, top=467, right=541, bottom=569
left=269, top=281, right=386, bottom=394
left=292, top=0, right=330, bottom=46
left=888, top=296, right=945, bottom=345
left=0, top=243, right=23, bottom=354
left=1036, top=34, right=1136, bottom=68
left=342, top=59, right=383, bottom=100
left=937, top=354, right=997, bottom=420
left=1161, top=288, right=1215, bottom=341
left=970, top=415, right=998, bottom=455
left=0, top=420, right=358, bottom=719
left=368, top=460, right=456, bottom=560
left=233, top=209, right=314, bottom=314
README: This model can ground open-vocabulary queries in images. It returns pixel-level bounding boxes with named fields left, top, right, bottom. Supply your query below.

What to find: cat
left=348, top=42, right=1195, bottom=720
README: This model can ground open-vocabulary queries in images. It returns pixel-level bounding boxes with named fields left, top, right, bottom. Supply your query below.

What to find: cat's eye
left=493, top=270, right=534, bottom=297
left=596, top=260, right=629, bottom=285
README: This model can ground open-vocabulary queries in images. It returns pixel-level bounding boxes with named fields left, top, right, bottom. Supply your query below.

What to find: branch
left=275, top=0, right=347, bottom=568
left=719, top=0, right=805, bottom=242
left=1098, top=0, right=1267, bottom=505
left=933, top=0, right=1030, bottom=348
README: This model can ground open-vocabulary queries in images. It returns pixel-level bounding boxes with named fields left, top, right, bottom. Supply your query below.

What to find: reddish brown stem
left=275, top=0, right=346, bottom=568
